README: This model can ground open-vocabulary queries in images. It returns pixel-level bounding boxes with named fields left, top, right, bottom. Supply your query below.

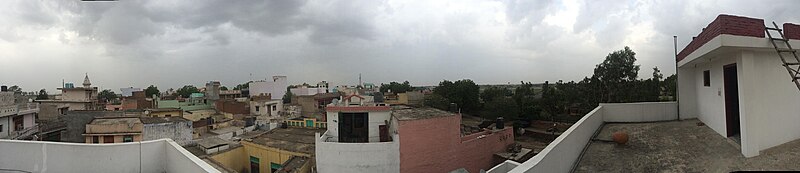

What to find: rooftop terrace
left=391, top=105, right=455, bottom=121
left=576, top=119, right=800, bottom=172
left=140, top=116, right=191, bottom=124
left=488, top=102, right=800, bottom=173
left=89, top=117, right=141, bottom=125
left=249, top=127, right=324, bottom=154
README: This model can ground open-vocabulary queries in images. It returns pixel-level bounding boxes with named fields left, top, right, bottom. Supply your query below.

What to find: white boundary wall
left=0, top=139, right=219, bottom=173
left=601, top=102, right=678, bottom=122
left=490, top=102, right=679, bottom=173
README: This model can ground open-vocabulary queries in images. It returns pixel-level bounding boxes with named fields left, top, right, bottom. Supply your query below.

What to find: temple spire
left=82, top=73, right=91, bottom=88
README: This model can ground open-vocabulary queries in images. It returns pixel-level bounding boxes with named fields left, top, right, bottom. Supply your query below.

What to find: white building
left=289, top=86, right=328, bottom=96
left=249, top=76, right=287, bottom=100
left=315, top=94, right=399, bottom=173
left=120, top=87, right=142, bottom=97
left=37, top=74, right=100, bottom=112
left=250, top=94, right=285, bottom=124
left=205, top=81, right=221, bottom=101
left=0, top=90, right=38, bottom=139
left=677, top=14, right=800, bottom=157
left=141, top=117, right=194, bottom=146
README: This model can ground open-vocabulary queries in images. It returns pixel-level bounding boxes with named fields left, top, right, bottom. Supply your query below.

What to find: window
left=255, top=106, right=260, bottom=112
left=92, top=136, right=99, bottom=143
left=104, top=136, right=114, bottom=143
left=703, top=70, right=710, bottom=87
left=250, top=156, right=260, bottom=173
left=165, top=114, right=172, bottom=117
left=270, top=162, right=282, bottom=173
left=123, top=135, right=133, bottom=142
left=0, top=124, right=3, bottom=132
left=272, top=105, right=276, bottom=111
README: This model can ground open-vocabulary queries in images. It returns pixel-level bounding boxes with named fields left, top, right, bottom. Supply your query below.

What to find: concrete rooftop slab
left=576, top=119, right=800, bottom=172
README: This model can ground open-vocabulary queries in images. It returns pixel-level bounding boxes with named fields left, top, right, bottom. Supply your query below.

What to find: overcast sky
left=1, top=0, right=800, bottom=92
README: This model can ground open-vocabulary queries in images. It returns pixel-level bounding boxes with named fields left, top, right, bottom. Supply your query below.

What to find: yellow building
left=285, top=118, right=327, bottom=129
left=209, top=128, right=322, bottom=173
left=83, top=117, right=143, bottom=143
left=383, top=91, right=424, bottom=106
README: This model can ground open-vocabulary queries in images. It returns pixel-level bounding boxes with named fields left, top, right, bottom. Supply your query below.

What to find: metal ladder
left=765, top=21, right=800, bottom=91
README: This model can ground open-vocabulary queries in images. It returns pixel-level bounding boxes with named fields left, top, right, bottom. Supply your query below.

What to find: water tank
left=496, top=117, right=504, bottom=129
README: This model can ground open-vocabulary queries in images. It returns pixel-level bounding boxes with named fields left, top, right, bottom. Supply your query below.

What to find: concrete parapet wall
left=601, top=102, right=678, bottom=122
left=0, top=139, right=219, bottom=173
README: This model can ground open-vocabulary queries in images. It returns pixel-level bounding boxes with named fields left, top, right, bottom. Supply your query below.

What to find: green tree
left=233, top=81, right=252, bottom=90
left=176, top=85, right=199, bottom=98
left=7, top=85, right=21, bottom=92
left=480, top=87, right=512, bottom=103
left=513, top=82, right=540, bottom=120
left=433, top=79, right=480, bottom=113
left=379, top=81, right=413, bottom=94
left=283, top=88, right=293, bottom=104
left=145, top=85, right=160, bottom=97
left=98, top=89, right=118, bottom=103
left=592, top=46, right=640, bottom=102
left=652, top=67, right=663, bottom=81
left=220, top=86, right=229, bottom=91
left=36, top=89, right=48, bottom=100
left=484, top=96, right=519, bottom=120
left=663, top=74, right=677, bottom=101
left=424, top=94, right=450, bottom=110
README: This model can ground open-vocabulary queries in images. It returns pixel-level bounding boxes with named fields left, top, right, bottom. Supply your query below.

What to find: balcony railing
left=0, top=103, right=38, bottom=117
left=10, top=125, right=38, bottom=140
left=17, top=103, right=38, bottom=115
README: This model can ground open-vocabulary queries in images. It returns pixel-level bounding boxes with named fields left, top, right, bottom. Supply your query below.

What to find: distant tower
left=82, top=73, right=92, bottom=88
left=359, top=73, right=362, bottom=87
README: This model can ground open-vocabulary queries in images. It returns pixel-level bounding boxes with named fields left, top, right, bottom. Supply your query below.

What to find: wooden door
left=723, top=63, right=740, bottom=137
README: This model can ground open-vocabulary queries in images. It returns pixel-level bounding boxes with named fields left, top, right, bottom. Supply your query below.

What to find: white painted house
left=248, top=76, right=287, bottom=100
left=677, top=14, right=800, bottom=157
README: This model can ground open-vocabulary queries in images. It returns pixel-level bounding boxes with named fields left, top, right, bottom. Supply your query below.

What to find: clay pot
left=612, top=131, right=629, bottom=145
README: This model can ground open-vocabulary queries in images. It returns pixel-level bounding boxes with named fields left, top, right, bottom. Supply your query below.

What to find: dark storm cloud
left=2, top=0, right=800, bottom=92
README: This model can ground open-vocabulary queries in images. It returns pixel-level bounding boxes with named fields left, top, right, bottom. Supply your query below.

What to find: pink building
left=398, top=110, right=514, bottom=173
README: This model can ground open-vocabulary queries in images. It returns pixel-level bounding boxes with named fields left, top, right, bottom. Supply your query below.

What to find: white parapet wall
left=315, top=132, right=401, bottom=173
left=0, top=139, right=220, bottom=173
left=490, top=102, right=679, bottom=173
left=500, top=106, right=605, bottom=173
left=601, top=102, right=678, bottom=122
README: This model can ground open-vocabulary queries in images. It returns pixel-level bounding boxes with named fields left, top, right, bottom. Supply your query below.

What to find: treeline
left=425, top=46, right=676, bottom=122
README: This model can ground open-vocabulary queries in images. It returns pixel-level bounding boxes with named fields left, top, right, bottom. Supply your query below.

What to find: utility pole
left=674, top=35, right=680, bottom=120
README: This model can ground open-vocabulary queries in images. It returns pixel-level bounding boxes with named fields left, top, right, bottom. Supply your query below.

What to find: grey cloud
left=573, top=0, right=622, bottom=33
left=210, top=32, right=230, bottom=45
left=15, top=1, right=58, bottom=26
left=502, top=0, right=555, bottom=24
left=6, top=0, right=800, bottom=91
